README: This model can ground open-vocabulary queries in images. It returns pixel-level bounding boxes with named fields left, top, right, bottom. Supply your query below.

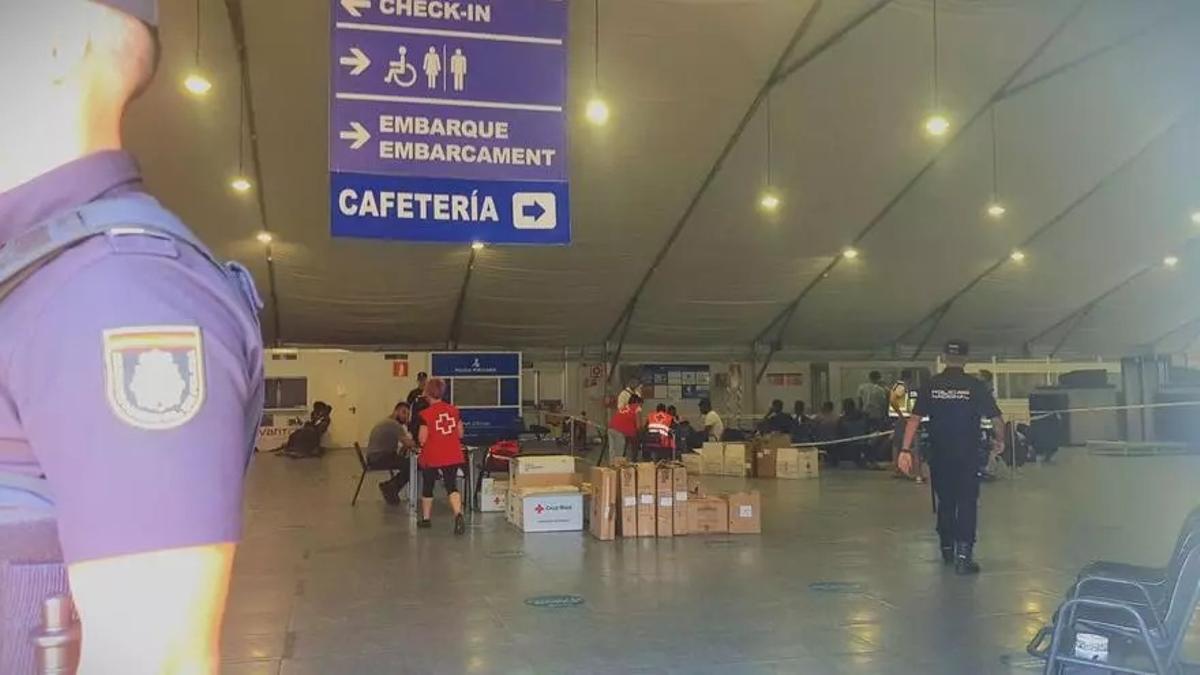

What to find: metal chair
left=1029, top=506, right=1200, bottom=656
left=350, top=442, right=398, bottom=506
left=1042, top=544, right=1200, bottom=674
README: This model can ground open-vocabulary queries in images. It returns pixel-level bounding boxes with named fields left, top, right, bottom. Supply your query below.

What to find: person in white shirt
left=698, top=398, right=725, bottom=442
left=616, top=379, right=641, bottom=411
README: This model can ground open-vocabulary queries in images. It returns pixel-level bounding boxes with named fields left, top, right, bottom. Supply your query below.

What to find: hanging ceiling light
left=758, top=91, right=781, bottom=212
left=230, top=70, right=252, bottom=194
left=184, top=0, right=212, bottom=96
left=256, top=231, right=273, bottom=245
left=1010, top=249, right=1026, bottom=263
left=585, top=0, right=609, bottom=126
left=1164, top=255, right=1180, bottom=268
left=471, top=241, right=486, bottom=251
left=923, top=0, right=949, bottom=138
left=985, top=107, right=1006, bottom=219
left=842, top=246, right=860, bottom=260
left=1191, top=211, right=1200, bottom=225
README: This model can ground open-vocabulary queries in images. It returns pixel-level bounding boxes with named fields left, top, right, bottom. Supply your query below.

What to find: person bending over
left=367, top=402, right=416, bottom=505
left=417, top=379, right=467, bottom=535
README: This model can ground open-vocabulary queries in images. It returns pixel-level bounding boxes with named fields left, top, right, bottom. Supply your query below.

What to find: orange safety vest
left=646, top=411, right=675, bottom=448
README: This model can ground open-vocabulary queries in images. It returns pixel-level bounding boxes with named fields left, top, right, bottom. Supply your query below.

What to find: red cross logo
left=435, top=412, right=457, bottom=435
left=535, top=504, right=545, bottom=514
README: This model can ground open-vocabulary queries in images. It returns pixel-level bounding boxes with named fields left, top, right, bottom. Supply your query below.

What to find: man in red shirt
left=417, top=379, right=467, bottom=535
left=607, top=394, right=642, bottom=462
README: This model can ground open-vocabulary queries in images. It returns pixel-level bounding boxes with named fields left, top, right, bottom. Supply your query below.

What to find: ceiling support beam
left=605, top=311, right=633, bottom=385
left=1000, top=9, right=1181, bottom=100
left=1022, top=267, right=1152, bottom=356
left=751, top=1, right=1089, bottom=349
left=1150, top=315, right=1200, bottom=352
left=893, top=105, right=1195, bottom=358
left=601, top=0, right=834, bottom=349
left=446, top=249, right=478, bottom=350
left=223, top=0, right=283, bottom=346
left=773, top=0, right=893, bottom=85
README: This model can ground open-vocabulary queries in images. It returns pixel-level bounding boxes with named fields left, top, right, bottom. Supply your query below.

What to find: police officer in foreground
left=0, top=1, right=264, bottom=673
left=899, top=341, right=1003, bottom=575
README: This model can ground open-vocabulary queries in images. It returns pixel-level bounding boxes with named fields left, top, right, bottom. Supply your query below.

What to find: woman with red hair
left=417, top=378, right=467, bottom=534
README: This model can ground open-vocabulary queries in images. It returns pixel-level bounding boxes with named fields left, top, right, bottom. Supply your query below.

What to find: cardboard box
left=776, top=447, right=820, bottom=479
left=727, top=491, right=762, bottom=534
left=479, top=477, right=509, bottom=513
left=681, top=453, right=703, bottom=476
left=616, top=464, right=638, bottom=538
left=756, top=448, right=778, bottom=479
left=688, top=496, right=729, bottom=534
left=765, top=432, right=793, bottom=449
left=511, top=456, right=578, bottom=488
left=588, top=467, right=617, bottom=541
left=672, top=464, right=690, bottom=536
left=635, top=462, right=657, bottom=537
left=687, top=476, right=706, bottom=498
left=655, top=465, right=674, bottom=538
left=508, top=489, right=583, bottom=532
left=723, top=443, right=752, bottom=477
left=700, top=443, right=725, bottom=475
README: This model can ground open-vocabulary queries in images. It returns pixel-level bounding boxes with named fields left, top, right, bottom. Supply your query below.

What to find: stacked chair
left=1029, top=506, right=1200, bottom=674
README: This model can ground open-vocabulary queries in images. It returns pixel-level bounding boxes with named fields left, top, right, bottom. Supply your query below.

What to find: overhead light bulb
left=471, top=241, right=485, bottom=251
left=230, top=177, right=252, bottom=193
left=1164, top=255, right=1179, bottom=268
left=758, top=190, right=781, bottom=212
left=842, top=247, right=859, bottom=260
left=924, top=113, right=950, bottom=137
left=1010, top=249, right=1026, bottom=262
left=184, top=73, right=213, bottom=96
left=986, top=202, right=1006, bottom=218
left=1191, top=211, right=1200, bottom=225
left=585, top=97, right=610, bottom=125
left=256, top=231, right=273, bottom=245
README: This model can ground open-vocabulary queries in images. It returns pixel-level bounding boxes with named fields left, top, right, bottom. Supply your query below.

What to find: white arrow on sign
left=340, top=0, right=371, bottom=18
left=340, top=122, right=371, bottom=150
left=339, top=47, right=371, bottom=76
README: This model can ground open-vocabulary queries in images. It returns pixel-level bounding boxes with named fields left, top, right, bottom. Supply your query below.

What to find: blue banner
left=431, top=352, right=521, bottom=377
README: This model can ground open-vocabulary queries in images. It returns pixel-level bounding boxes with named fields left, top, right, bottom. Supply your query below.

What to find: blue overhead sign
left=431, top=352, right=521, bottom=377
left=330, top=0, right=570, bottom=245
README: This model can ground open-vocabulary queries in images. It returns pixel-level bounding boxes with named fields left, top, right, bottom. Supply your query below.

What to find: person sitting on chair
left=283, top=402, right=332, bottom=458
left=760, top=399, right=793, bottom=435
left=367, top=402, right=416, bottom=505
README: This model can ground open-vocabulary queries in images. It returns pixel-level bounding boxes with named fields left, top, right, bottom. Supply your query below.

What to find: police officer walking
left=899, top=341, right=1003, bottom=575
left=0, top=2, right=264, bottom=673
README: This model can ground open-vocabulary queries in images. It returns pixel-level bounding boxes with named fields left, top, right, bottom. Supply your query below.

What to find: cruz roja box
left=588, top=466, right=616, bottom=541
left=635, top=462, right=657, bottom=537
left=479, top=477, right=509, bottom=512
left=508, top=487, right=583, bottom=533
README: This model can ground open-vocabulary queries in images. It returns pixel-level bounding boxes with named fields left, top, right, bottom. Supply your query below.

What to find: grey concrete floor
left=220, top=448, right=1200, bottom=674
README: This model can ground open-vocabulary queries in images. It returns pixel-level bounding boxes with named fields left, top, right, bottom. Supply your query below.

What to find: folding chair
left=350, top=442, right=398, bottom=506
left=1042, top=544, right=1200, bottom=674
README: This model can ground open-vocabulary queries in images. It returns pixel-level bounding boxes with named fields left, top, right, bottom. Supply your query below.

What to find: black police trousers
left=929, top=451, right=981, bottom=545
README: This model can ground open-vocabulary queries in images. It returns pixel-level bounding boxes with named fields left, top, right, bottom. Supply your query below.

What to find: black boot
left=955, top=542, right=981, bottom=575
left=940, top=538, right=954, bottom=565
left=378, top=480, right=400, bottom=506
left=454, top=514, right=466, bottom=536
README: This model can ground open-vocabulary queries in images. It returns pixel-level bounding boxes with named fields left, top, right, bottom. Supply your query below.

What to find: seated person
left=644, top=403, right=676, bottom=460
left=367, top=402, right=417, bottom=505
left=698, top=398, right=725, bottom=443
left=835, top=399, right=870, bottom=468
left=283, top=401, right=333, bottom=458
left=760, top=399, right=794, bottom=435
left=813, top=401, right=839, bottom=443
left=791, top=400, right=814, bottom=443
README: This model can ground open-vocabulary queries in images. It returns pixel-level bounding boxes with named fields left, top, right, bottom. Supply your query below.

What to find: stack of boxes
left=688, top=435, right=819, bottom=480
left=499, top=454, right=763, bottom=538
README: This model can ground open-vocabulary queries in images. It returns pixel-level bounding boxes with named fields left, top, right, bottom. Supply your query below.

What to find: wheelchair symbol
left=384, top=46, right=418, bottom=88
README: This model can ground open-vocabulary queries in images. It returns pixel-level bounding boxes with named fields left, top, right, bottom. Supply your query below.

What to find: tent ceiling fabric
left=124, top=0, right=1200, bottom=356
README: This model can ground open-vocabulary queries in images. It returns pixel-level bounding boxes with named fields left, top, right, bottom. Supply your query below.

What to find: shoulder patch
left=103, top=326, right=205, bottom=430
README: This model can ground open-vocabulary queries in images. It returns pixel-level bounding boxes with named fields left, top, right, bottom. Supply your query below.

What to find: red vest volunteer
left=419, top=398, right=464, bottom=468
